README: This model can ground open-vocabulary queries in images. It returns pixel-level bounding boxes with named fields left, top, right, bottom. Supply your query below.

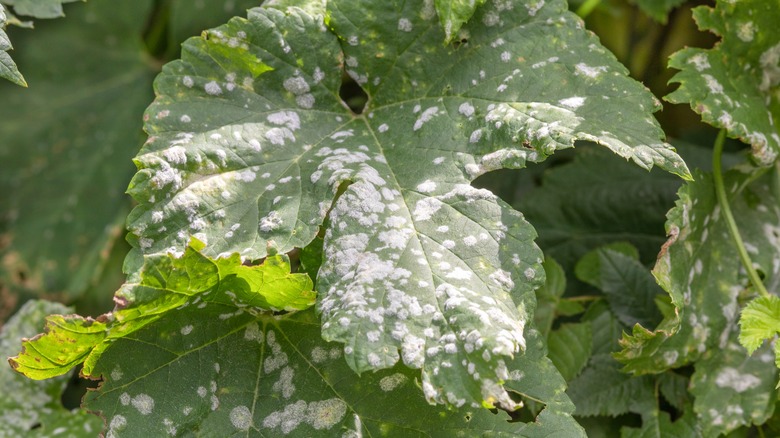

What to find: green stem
left=712, top=129, right=770, bottom=298
left=576, top=0, right=602, bottom=18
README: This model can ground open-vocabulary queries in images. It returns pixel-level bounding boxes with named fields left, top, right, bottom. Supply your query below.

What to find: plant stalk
left=576, top=0, right=602, bottom=18
left=712, top=129, right=770, bottom=298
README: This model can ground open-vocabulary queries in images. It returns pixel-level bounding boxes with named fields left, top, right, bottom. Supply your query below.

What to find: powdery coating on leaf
left=131, top=394, right=155, bottom=415
left=714, top=367, right=762, bottom=393
left=379, top=373, right=408, bottom=391
left=262, top=398, right=347, bottom=433
left=230, top=405, right=253, bottom=430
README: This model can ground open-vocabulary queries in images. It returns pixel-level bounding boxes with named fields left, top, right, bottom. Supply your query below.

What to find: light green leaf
left=1, top=0, right=82, bottom=19
left=534, top=257, right=566, bottom=339
left=628, top=0, right=686, bottom=24
left=434, top=0, right=486, bottom=43
left=129, top=0, right=688, bottom=409
left=666, top=0, right=780, bottom=165
left=0, top=0, right=156, bottom=299
left=575, top=244, right=664, bottom=329
left=739, top=295, right=780, bottom=359
left=1, top=300, right=102, bottom=437
left=616, top=166, right=780, bottom=374
left=9, top=240, right=315, bottom=380
left=0, top=4, right=25, bottom=86
left=79, top=307, right=584, bottom=437
left=547, top=322, right=591, bottom=381
left=690, top=330, right=778, bottom=436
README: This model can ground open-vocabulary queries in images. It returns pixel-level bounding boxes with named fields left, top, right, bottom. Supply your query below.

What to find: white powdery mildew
left=574, top=63, right=607, bottom=79
left=458, top=102, right=475, bottom=117
left=230, top=406, right=253, bottom=431
left=715, top=367, right=762, bottom=393
left=131, top=394, right=155, bottom=415
left=379, top=373, right=408, bottom=391
left=397, top=18, right=413, bottom=32
left=559, top=96, right=585, bottom=109
left=259, top=211, right=283, bottom=232
left=413, top=106, right=440, bottom=131
left=687, top=53, right=710, bottom=72
left=204, top=81, right=222, bottom=95
left=263, top=399, right=347, bottom=434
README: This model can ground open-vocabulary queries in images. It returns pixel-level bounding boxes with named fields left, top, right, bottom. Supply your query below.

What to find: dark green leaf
left=1, top=0, right=82, bottom=19
left=628, top=0, right=686, bottom=24
left=575, top=244, right=664, bottom=329
left=547, top=322, right=592, bottom=381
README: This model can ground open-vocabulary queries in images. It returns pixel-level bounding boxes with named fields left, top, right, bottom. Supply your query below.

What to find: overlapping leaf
left=615, top=166, right=780, bottom=434
left=10, top=240, right=315, bottom=380
left=0, top=4, right=25, bottom=86
left=128, top=0, right=688, bottom=409
left=0, top=300, right=101, bottom=437
left=666, top=0, right=780, bottom=164
left=0, top=0, right=156, bottom=300
left=740, top=295, right=780, bottom=365
left=78, top=306, right=583, bottom=437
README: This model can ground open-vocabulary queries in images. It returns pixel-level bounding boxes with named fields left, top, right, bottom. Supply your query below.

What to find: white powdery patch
left=182, top=76, right=194, bottom=87
left=525, top=0, right=544, bottom=16
left=413, top=106, right=440, bottom=131
left=204, top=81, right=222, bottom=95
left=379, top=373, right=408, bottom=392
left=715, top=367, right=762, bottom=393
left=180, top=325, right=193, bottom=335
left=267, top=111, right=301, bottom=131
left=397, top=18, right=413, bottom=32
left=702, top=74, right=724, bottom=94
left=574, top=63, right=607, bottom=79
left=263, top=399, right=347, bottom=434
left=489, top=269, right=514, bottom=290
left=737, top=21, right=755, bottom=42
left=687, top=53, right=711, bottom=72
left=416, top=180, right=437, bottom=193
left=131, top=394, right=155, bottom=415
left=558, top=96, right=585, bottom=109
left=458, top=102, right=475, bottom=117
left=164, top=146, right=187, bottom=165
left=413, top=198, right=443, bottom=221
left=259, top=211, right=283, bottom=232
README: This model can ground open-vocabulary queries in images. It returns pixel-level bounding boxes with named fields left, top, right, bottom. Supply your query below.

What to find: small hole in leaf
left=464, top=413, right=472, bottom=422
left=339, top=73, right=368, bottom=114
left=452, top=37, right=469, bottom=49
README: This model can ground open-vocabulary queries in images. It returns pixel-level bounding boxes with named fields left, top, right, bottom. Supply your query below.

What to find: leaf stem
left=576, top=0, right=602, bottom=18
left=712, top=129, right=770, bottom=298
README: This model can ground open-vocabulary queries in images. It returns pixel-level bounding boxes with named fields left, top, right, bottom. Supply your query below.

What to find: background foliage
left=1, top=0, right=779, bottom=436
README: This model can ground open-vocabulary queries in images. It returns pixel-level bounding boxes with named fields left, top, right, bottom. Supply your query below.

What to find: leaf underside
left=0, top=4, right=25, bottom=86
left=127, top=0, right=687, bottom=411
left=666, top=0, right=780, bottom=165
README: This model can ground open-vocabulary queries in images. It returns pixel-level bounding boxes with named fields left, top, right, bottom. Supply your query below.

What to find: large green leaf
left=80, top=308, right=583, bottom=437
left=0, top=300, right=102, bottom=437
left=617, top=166, right=780, bottom=376
left=575, top=244, right=664, bottom=329
left=666, top=0, right=780, bottom=165
left=128, top=0, right=688, bottom=409
left=0, top=0, right=156, bottom=300
left=0, top=4, right=25, bottom=86
left=10, top=240, right=315, bottom=380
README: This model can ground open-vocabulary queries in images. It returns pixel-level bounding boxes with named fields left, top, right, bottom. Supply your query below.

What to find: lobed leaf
left=666, top=0, right=780, bottom=165
left=739, top=295, right=780, bottom=363
left=9, top=240, right=315, bottom=380
left=616, top=165, right=780, bottom=434
left=129, top=0, right=688, bottom=410
left=79, top=307, right=584, bottom=437
left=1, top=300, right=102, bottom=436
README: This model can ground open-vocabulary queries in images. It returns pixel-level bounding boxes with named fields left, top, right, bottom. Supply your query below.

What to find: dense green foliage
left=2, top=0, right=780, bottom=436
